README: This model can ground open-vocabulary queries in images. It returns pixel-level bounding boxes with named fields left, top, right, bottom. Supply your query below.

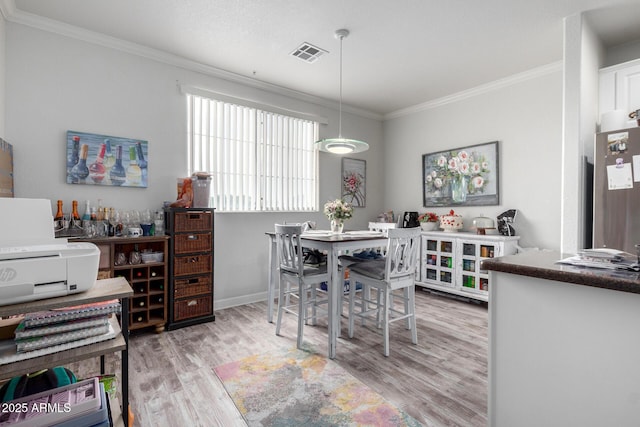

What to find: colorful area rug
left=214, top=347, right=422, bottom=426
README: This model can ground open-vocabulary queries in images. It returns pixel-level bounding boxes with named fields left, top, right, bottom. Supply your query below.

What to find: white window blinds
left=187, top=93, right=319, bottom=212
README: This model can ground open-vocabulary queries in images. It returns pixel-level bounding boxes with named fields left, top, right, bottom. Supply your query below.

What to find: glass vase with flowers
left=323, top=199, right=353, bottom=234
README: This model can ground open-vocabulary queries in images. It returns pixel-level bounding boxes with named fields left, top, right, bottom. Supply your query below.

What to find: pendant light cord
left=338, top=32, right=344, bottom=138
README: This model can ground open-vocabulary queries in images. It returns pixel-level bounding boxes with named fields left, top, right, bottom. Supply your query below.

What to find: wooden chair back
left=385, top=227, right=421, bottom=283
left=274, top=224, right=304, bottom=276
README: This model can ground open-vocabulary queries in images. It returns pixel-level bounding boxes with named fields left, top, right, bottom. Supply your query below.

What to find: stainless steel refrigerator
left=593, top=126, right=640, bottom=254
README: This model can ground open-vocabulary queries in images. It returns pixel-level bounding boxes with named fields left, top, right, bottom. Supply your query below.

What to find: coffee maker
left=497, top=209, right=517, bottom=236
left=402, top=212, right=420, bottom=228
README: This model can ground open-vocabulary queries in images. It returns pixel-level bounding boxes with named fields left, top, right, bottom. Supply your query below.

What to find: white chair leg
left=297, top=283, right=306, bottom=349
left=348, top=278, right=356, bottom=338
left=383, top=287, right=391, bottom=357
left=376, top=287, right=383, bottom=329
left=409, top=285, right=418, bottom=345
left=310, top=284, right=317, bottom=326
left=404, top=287, right=411, bottom=330
left=275, top=278, right=285, bottom=336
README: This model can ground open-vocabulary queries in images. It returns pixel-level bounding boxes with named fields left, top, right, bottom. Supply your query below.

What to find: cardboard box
left=0, top=139, right=14, bottom=198
left=0, top=315, right=24, bottom=339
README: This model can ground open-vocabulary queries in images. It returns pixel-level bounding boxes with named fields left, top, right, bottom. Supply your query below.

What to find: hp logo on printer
left=0, top=268, right=17, bottom=282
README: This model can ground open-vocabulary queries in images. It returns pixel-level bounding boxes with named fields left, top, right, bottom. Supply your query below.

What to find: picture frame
left=66, top=130, right=148, bottom=188
left=341, top=157, right=366, bottom=207
left=422, top=141, right=499, bottom=207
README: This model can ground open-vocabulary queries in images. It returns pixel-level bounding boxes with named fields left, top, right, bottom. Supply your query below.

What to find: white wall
left=0, top=11, right=5, bottom=137
left=603, top=39, right=640, bottom=67
left=383, top=68, right=563, bottom=250
left=4, top=23, right=384, bottom=309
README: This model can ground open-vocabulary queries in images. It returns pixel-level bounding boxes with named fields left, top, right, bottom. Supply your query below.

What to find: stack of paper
left=557, top=248, right=640, bottom=271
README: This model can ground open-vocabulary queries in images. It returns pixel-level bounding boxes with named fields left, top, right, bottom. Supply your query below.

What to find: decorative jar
left=440, top=210, right=463, bottom=232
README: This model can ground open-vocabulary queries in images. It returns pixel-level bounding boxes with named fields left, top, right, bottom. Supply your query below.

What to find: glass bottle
left=82, top=200, right=91, bottom=222
left=71, top=200, right=80, bottom=226
left=154, top=210, right=164, bottom=236
left=135, top=141, right=147, bottom=170
left=103, top=139, right=116, bottom=170
left=89, top=143, right=107, bottom=183
left=114, top=209, right=124, bottom=237
left=107, top=207, right=115, bottom=236
left=66, top=135, right=80, bottom=182
left=126, top=146, right=142, bottom=186
left=109, top=145, right=126, bottom=186
left=54, top=200, right=64, bottom=221
left=70, top=144, right=90, bottom=182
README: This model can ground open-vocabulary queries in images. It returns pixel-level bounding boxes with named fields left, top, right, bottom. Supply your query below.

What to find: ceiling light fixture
left=316, top=29, right=369, bottom=155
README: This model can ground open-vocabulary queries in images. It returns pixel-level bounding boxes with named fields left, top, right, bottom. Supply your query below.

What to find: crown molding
left=0, top=1, right=382, bottom=121
left=384, top=61, right=563, bottom=120
left=0, top=0, right=15, bottom=20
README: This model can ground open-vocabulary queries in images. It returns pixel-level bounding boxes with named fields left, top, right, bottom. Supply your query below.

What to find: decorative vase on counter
left=330, top=219, right=344, bottom=234
left=420, top=221, right=438, bottom=231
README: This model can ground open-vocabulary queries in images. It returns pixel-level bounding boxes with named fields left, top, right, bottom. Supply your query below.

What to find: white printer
left=0, top=198, right=100, bottom=306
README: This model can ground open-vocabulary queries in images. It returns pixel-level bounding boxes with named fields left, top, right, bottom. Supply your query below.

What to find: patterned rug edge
left=214, top=346, right=423, bottom=427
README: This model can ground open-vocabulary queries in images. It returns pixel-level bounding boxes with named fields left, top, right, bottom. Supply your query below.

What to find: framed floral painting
left=422, top=141, right=499, bottom=207
left=341, top=158, right=366, bottom=207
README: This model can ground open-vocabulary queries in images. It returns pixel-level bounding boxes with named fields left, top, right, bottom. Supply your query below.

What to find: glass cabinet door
left=421, top=235, right=456, bottom=288
left=459, top=240, right=500, bottom=294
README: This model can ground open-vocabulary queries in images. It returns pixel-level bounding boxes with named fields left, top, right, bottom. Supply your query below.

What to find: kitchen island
left=483, top=250, right=640, bottom=427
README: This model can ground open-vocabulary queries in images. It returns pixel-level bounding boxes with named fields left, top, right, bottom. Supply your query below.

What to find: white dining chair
left=346, top=227, right=421, bottom=356
left=274, top=224, right=329, bottom=349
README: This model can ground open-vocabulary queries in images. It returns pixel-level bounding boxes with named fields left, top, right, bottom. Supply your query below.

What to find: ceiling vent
left=291, top=42, right=327, bottom=63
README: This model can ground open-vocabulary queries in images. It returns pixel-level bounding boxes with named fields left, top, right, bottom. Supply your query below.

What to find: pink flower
left=472, top=176, right=484, bottom=188
left=458, top=162, right=470, bottom=175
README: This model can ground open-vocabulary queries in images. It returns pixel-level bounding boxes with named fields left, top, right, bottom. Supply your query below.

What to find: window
left=187, top=93, right=319, bottom=212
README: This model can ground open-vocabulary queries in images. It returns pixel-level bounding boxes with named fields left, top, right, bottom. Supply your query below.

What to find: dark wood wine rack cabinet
left=165, top=207, right=215, bottom=330
left=73, top=235, right=169, bottom=333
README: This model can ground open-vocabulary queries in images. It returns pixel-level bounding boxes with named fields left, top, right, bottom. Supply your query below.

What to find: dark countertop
left=481, top=250, right=640, bottom=295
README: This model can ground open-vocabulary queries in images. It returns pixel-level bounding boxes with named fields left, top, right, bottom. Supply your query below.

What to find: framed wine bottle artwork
left=66, top=130, right=148, bottom=188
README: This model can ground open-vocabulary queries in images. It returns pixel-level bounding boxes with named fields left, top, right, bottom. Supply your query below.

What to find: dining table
left=266, top=229, right=388, bottom=359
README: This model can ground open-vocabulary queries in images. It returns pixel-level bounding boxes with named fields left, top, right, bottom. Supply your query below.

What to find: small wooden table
left=266, top=230, right=387, bottom=359
left=0, top=277, right=133, bottom=426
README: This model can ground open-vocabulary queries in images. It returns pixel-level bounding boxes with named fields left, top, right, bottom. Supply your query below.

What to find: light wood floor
left=75, top=288, right=488, bottom=426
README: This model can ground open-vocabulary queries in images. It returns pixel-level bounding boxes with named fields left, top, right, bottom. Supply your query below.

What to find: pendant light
left=316, top=29, right=369, bottom=154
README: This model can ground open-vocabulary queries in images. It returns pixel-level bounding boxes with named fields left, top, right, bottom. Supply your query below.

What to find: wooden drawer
left=174, top=211, right=212, bottom=232
left=174, top=232, right=212, bottom=254
left=174, top=295, right=213, bottom=321
left=174, top=254, right=213, bottom=276
left=174, top=276, right=212, bottom=299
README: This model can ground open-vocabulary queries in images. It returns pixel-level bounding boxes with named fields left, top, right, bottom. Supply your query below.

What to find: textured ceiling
left=9, top=0, right=640, bottom=115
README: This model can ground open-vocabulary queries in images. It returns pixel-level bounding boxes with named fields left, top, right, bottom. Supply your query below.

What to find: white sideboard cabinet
left=417, top=231, right=519, bottom=302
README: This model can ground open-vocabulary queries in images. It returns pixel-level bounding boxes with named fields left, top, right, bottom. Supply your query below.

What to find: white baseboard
left=214, top=291, right=269, bottom=311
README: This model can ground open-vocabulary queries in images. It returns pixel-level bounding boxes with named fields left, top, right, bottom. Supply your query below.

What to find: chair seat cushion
left=349, top=259, right=386, bottom=280
left=281, top=264, right=327, bottom=276
left=303, top=264, right=328, bottom=276
left=353, top=250, right=383, bottom=260
left=339, top=251, right=383, bottom=268
left=338, top=254, right=364, bottom=267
